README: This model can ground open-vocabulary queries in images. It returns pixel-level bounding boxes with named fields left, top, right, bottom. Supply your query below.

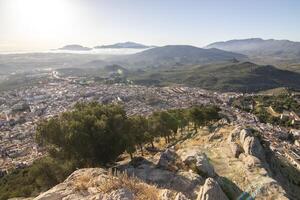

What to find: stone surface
left=125, top=162, right=203, bottom=198
left=239, top=128, right=252, bottom=144
left=241, top=154, right=262, bottom=169
left=105, top=188, right=134, bottom=200
left=196, top=178, right=229, bottom=200
left=179, top=151, right=216, bottom=178
left=229, top=142, right=243, bottom=158
left=34, top=168, right=177, bottom=200
left=227, top=126, right=242, bottom=143
left=174, top=192, right=190, bottom=200
left=242, top=136, right=265, bottom=161
left=157, top=148, right=182, bottom=171
left=159, top=189, right=174, bottom=200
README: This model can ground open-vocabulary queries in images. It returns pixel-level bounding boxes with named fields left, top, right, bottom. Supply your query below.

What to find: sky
left=0, top=0, right=300, bottom=52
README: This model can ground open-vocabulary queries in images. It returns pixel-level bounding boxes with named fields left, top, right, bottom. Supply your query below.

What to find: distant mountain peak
left=94, top=42, right=153, bottom=49
left=206, top=38, right=300, bottom=63
left=115, top=45, right=248, bottom=69
left=58, top=44, right=92, bottom=51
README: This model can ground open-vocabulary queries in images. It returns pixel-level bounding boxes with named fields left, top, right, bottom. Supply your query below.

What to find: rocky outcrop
left=175, top=193, right=190, bottom=200
left=124, top=162, right=203, bottom=198
left=178, top=149, right=216, bottom=178
left=242, top=135, right=265, bottom=161
left=157, top=148, right=183, bottom=171
left=229, top=142, right=243, bottom=158
left=239, top=128, right=252, bottom=145
left=228, top=128, right=265, bottom=161
left=31, top=125, right=292, bottom=200
left=196, top=178, right=229, bottom=200
left=34, top=168, right=190, bottom=200
left=227, top=126, right=242, bottom=143
left=106, top=188, right=134, bottom=200
left=240, top=153, right=261, bottom=166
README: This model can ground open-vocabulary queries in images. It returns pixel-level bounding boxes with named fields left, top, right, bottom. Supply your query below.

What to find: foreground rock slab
left=197, top=178, right=229, bottom=200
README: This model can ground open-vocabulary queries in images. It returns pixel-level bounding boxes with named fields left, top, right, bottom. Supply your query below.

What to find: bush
left=0, top=157, right=76, bottom=200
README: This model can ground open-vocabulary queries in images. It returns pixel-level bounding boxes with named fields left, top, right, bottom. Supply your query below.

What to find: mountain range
left=114, top=45, right=248, bottom=68
left=206, top=38, right=300, bottom=68
left=58, top=44, right=92, bottom=51
left=129, top=61, right=300, bottom=92
left=94, top=42, right=152, bottom=49
left=2, top=39, right=300, bottom=93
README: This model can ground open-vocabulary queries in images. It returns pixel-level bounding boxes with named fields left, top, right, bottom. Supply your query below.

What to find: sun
left=7, top=0, right=76, bottom=37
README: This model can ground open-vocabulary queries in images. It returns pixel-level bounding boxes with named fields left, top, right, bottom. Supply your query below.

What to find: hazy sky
left=1, top=0, right=300, bottom=51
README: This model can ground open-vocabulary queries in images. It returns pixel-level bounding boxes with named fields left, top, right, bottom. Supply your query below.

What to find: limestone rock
left=125, top=162, right=203, bottom=198
left=227, top=126, right=242, bottom=143
left=34, top=167, right=175, bottom=200
left=243, top=136, right=265, bottom=161
left=157, top=148, right=182, bottom=171
left=159, top=189, right=174, bottom=200
left=174, top=192, right=190, bottom=200
left=105, top=188, right=134, bottom=200
left=8, top=198, right=34, bottom=200
left=197, top=178, right=229, bottom=200
left=241, top=154, right=262, bottom=169
left=180, top=151, right=216, bottom=178
left=240, top=128, right=252, bottom=144
left=229, top=142, right=243, bottom=158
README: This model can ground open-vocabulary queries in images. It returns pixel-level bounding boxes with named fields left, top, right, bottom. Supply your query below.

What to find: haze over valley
left=0, top=1, right=300, bottom=200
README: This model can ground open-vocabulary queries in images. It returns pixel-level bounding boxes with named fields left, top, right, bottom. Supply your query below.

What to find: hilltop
left=58, top=44, right=92, bottom=51
left=117, top=45, right=247, bottom=69
left=25, top=125, right=298, bottom=200
left=94, top=42, right=152, bottom=49
left=206, top=38, right=300, bottom=70
left=129, top=61, right=300, bottom=92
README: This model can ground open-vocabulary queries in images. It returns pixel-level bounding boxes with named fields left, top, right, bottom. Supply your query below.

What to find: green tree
left=36, top=102, right=131, bottom=165
left=128, top=115, right=149, bottom=156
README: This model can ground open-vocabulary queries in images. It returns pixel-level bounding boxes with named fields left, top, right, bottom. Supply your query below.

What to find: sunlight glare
left=8, top=0, right=76, bottom=37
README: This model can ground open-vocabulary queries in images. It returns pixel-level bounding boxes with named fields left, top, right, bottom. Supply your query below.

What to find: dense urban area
left=0, top=70, right=299, bottom=177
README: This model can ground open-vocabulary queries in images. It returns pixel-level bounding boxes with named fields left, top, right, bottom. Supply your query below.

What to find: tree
left=168, top=109, right=189, bottom=134
left=188, top=105, right=220, bottom=132
left=189, top=106, right=205, bottom=132
left=148, top=111, right=179, bottom=143
left=36, top=102, right=131, bottom=165
left=128, top=115, right=148, bottom=156
left=202, top=105, right=221, bottom=125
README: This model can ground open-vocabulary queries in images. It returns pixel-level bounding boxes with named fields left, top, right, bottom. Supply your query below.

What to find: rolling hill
left=206, top=38, right=300, bottom=70
left=58, top=45, right=92, bottom=51
left=129, top=61, right=300, bottom=92
left=94, top=42, right=152, bottom=49
left=116, top=45, right=248, bottom=69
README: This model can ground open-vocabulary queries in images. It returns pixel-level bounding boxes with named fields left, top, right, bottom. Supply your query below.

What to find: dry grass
left=73, top=174, right=91, bottom=191
left=98, top=170, right=160, bottom=200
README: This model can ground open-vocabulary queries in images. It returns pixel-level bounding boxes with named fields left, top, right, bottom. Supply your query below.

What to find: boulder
left=243, top=136, right=265, bottom=161
left=182, top=152, right=216, bottom=178
left=227, top=126, right=242, bottom=143
left=157, top=148, right=182, bottom=171
left=196, top=178, right=229, bottom=200
left=229, top=142, right=243, bottom=158
left=239, top=129, right=252, bottom=144
left=241, top=154, right=262, bottom=169
left=159, top=190, right=190, bottom=200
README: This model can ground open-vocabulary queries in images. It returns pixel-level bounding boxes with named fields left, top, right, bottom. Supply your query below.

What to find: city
left=0, top=71, right=299, bottom=176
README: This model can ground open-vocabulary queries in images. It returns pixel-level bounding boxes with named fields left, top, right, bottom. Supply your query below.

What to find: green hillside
left=129, top=62, right=300, bottom=92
